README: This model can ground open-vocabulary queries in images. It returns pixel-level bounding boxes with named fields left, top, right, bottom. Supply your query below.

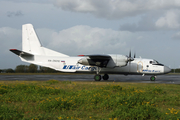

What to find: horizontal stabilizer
left=10, top=49, right=33, bottom=56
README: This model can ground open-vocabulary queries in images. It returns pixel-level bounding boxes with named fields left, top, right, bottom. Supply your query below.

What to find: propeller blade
left=127, top=50, right=134, bottom=62
left=134, top=53, right=136, bottom=58
left=129, top=50, right=131, bottom=58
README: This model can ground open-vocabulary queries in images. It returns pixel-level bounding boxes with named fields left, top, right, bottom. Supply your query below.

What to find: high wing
left=78, top=54, right=112, bottom=67
left=79, top=54, right=111, bottom=59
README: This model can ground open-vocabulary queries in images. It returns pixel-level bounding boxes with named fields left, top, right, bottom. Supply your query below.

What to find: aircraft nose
left=164, top=66, right=171, bottom=74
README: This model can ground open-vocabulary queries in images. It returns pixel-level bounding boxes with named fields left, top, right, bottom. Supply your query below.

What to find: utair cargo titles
left=63, top=65, right=96, bottom=71
left=10, top=24, right=171, bottom=81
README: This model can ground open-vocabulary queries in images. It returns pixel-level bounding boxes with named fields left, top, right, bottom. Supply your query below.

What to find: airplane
left=10, top=24, right=171, bottom=81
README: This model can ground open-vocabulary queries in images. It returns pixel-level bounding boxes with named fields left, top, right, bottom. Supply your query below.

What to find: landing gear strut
left=150, top=76, right=156, bottom=81
left=94, top=67, right=101, bottom=81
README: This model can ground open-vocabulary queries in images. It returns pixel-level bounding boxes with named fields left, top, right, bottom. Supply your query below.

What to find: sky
left=1, top=0, right=180, bottom=69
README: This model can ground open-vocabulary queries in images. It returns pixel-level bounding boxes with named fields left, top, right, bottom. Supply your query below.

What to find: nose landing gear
left=150, top=76, right=156, bottom=81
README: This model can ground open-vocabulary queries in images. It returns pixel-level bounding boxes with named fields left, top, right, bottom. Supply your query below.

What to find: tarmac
left=0, top=74, right=179, bottom=84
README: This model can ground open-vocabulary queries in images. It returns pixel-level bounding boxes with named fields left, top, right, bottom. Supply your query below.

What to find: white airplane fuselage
left=20, top=54, right=170, bottom=75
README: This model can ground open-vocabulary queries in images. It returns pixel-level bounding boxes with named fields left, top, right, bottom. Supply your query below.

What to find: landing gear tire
left=102, top=74, right=109, bottom=80
left=94, top=74, right=101, bottom=81
left=150, top=76, right=156, bottom=81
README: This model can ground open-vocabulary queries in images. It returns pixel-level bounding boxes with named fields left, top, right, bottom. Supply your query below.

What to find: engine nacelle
left=78, top=54, right=128, bottom=68
left=78, top=58, right=96, bottom=66
left=106, top=54, right=127, bottom=67
left=78, top=58, right=88, bottom=65
left=116, top=55, right=128, bottom=67
left=78, top=57, right=109, bottom=67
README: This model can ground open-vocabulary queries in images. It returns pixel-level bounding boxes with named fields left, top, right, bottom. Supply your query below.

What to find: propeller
left=127, top=50, right=134, bottom=62
left=127, top=50, right=136, bottom=73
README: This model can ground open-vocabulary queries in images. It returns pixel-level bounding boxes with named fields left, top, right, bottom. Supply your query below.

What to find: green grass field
left=0, top=80, right=180, bottom=120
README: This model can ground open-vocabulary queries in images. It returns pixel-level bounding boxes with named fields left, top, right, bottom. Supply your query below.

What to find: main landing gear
left=150, top=76, right=156, bottom=81
left=94, top=74, right=109, bottom=81
left=94, top=67, right=109, bottom=81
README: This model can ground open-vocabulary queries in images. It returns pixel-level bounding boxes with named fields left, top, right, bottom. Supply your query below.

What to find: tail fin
left=22, top=24, right=69, bottom=57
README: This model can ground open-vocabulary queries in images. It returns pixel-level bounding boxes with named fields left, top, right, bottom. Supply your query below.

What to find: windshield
left=150, top=60, right=164, bottom=66
left=150, top=60, right=158, bottom=64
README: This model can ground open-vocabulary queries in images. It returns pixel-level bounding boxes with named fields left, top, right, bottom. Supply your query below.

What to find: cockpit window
left=155, top=60, right=159, bottom=64
left=150, top=60, right=164, bottom=66
left=150, top=61, right=158, bottom=64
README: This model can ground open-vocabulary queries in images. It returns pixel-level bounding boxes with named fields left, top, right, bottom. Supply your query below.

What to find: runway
left=0, top=74, right=179, bottom=84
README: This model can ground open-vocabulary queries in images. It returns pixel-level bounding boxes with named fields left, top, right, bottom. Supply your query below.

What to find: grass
left=0, top=80, right=180, bottom=119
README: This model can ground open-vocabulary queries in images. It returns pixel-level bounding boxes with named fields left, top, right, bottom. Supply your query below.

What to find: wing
left=78, top=54, right=111, bottom=67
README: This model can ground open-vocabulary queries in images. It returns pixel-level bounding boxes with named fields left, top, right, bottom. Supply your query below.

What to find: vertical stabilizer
left=22, top=24, right=69, bottom=57
left=22, top=24, right=43, bottom=55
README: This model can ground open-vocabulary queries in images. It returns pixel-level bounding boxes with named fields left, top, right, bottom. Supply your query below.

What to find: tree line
left=0, top=64, right=178, bottom=73
left=0, top=64, right=57, bottom=73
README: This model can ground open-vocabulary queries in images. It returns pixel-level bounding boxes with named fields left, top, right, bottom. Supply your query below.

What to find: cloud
left=0, top=27, right=22, bottom=69
left=0, top=27, right=21, bottom=47
left=120, top=15, right=157, bottom=32
left=155, top=10, right=180, bottom=29
left=42, top=25, right=131, bottom=55
left=53, top=0, right=180, bottom=19
left=1, top=0, right=50, bottom=4
left=120, top=10, right=180, bottom=31
left=0, top=27, right=21, bottom=54
left=7, top=10, right=23, bottom=17
left=52, top=0, right=180, bottom=32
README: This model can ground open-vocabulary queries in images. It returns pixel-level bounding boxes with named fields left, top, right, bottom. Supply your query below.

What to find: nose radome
left=164, top=66, right=171, bottom=74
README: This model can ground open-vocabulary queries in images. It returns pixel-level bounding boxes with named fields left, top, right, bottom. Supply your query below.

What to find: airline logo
left=143, top=69, right=160, bottom=73
left=63, top=65, right=96, bottom=71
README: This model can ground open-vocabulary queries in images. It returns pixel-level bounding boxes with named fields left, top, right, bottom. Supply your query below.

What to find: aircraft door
left=137, top=61, right=143, bottom=73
